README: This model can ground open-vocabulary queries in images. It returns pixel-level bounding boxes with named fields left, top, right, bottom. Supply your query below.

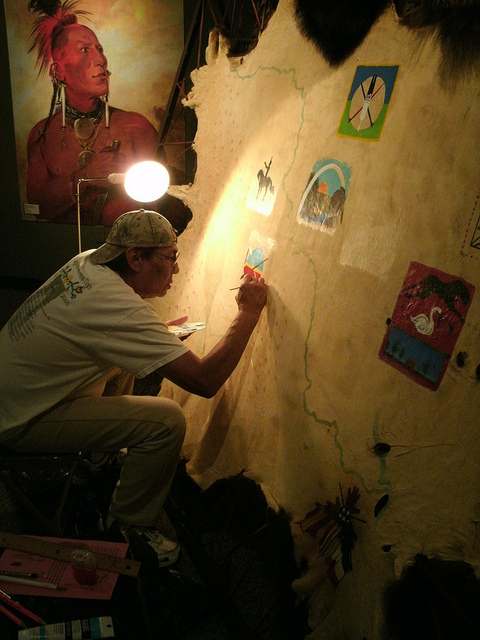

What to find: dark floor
left=0, top=279, right=310, bottom=640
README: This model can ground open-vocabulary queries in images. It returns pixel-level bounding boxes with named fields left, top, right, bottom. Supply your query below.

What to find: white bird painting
left=410, top=306, right=442, bottom=336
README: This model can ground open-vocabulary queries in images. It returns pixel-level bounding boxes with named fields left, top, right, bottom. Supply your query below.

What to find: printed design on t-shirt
left=8, top=265, right=85, bottom=342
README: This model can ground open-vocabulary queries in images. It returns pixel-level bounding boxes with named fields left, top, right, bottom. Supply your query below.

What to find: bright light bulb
left=124, top=161, right=170, bottom=202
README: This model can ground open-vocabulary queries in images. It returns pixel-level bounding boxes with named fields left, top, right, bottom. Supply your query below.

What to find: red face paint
left=54, top=25, right=109, bottom=107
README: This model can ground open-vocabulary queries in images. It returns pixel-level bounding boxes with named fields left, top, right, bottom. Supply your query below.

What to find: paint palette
left=168, top=322, right=206, bottom=338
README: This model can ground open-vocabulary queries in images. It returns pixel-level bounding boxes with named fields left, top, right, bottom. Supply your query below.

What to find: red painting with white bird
left=379, top=262, right=475, bottom=390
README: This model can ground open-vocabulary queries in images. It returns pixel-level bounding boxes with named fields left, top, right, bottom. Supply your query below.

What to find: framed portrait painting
left=4, top=0, right=184, bottom=227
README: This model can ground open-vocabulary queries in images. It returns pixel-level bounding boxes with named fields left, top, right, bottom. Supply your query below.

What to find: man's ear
left=50, top=61, right=64, bottom=82
left=125, top=247, right=142, bottom=273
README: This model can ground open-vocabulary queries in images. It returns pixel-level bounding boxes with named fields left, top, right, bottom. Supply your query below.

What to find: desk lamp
left=76, top=160, right=170, bottom=253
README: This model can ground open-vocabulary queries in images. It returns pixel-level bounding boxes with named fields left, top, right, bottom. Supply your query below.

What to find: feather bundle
left=28, top=0, right=90, bottom=74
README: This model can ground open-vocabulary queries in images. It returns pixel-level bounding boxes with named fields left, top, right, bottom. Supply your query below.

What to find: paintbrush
left=230, top=258, right=268, bottom=290
left=239, top=257, right=268, bottom=278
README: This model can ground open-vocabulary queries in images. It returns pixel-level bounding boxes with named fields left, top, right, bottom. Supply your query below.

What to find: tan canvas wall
left=154, top=1, right=480, bottom=636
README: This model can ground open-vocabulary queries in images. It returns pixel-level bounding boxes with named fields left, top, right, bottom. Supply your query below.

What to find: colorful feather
left=28, top=0, right=91, bottom=74
left=297, top=484, right=365, bottom=587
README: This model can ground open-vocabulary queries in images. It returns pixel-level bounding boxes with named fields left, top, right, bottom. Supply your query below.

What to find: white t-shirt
left=0, top=250, right=189, bottom=440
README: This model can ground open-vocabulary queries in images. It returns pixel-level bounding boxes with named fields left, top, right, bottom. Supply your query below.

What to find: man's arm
left=159, top=275, right=267, bottom=398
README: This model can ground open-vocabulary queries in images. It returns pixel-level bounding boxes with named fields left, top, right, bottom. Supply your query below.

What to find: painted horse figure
left=256, top=170, right=274, bottom=200
left=402, top=274, right=471, bottom=323
left=256, top=158, right=274, bottom=201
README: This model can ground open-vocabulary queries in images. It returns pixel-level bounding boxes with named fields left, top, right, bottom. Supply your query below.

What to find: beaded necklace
left=65, top=100, right=107, bottom=168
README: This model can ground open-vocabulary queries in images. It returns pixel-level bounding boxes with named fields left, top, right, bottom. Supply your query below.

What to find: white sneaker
left=130, top=526, right=180, bottom=567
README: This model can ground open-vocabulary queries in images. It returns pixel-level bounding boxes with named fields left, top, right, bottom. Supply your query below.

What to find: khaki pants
left=7, top=371, right=186, bottom=527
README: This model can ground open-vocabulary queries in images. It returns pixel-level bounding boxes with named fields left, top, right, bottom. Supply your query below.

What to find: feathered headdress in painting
left=28, top=0, right=91, bottom=75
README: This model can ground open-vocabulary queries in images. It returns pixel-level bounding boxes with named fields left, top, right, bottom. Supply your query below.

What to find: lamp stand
left=76, top=176, right=111, bottom=254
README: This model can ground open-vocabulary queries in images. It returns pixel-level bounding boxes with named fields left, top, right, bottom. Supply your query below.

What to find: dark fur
left=293, top=0, right=480, bottom=82
left=294, top=0, right=390, bottom=66
left=394, top=0, right=480, bottom=81
left=381, top=554, right=480, bottom=640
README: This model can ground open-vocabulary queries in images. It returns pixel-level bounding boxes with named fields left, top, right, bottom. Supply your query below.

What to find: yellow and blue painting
left=242, top=231, right=276, bottom=279
left=244, top=247, right=267, bottom=279
left=338, top=65, right=399, bottom=140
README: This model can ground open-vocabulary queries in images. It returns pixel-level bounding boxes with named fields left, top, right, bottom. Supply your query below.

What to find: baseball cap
left=89, top=209, right=177, bottom=265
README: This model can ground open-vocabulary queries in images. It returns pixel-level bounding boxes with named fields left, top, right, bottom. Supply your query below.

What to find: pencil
left=0, top=602, right=27, bottom=629
left=0, top=575, right=65, bottom=591
left=0, top=589, right=47, bottom=625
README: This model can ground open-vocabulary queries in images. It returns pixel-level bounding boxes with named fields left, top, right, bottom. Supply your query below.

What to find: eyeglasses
left=154, top=251, right=180, bottom=266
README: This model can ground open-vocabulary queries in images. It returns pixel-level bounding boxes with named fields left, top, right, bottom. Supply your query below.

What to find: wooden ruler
left=0, top=531, right=140, bottom=578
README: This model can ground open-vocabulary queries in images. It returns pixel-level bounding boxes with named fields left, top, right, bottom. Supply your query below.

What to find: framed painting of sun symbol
left=338, top=65, right=399, bottom=140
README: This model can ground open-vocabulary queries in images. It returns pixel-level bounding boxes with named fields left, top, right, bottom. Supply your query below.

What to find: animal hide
left=293, top=0, right=391, bottom=67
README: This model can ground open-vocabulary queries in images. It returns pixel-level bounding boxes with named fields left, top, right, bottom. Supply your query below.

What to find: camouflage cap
left=89, top=209, right=177, bottom=265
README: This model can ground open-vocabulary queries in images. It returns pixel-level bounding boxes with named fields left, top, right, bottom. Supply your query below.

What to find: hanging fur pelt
left=293, top=0, right=391, bottom=67
left=394, top=0, right=480, bottom=81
